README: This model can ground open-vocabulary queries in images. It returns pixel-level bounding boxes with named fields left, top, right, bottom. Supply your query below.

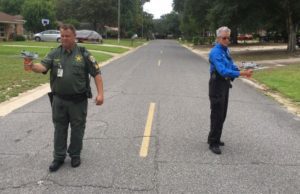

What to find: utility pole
left=118, top=0, right=120, bottom=44
left=141, top=7, right=144, bottom=39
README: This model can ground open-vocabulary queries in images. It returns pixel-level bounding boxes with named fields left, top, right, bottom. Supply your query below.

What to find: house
left=0, top=11, right=25, bottom=41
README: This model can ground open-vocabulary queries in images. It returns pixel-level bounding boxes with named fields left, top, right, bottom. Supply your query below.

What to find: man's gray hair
left=216, top=26, right=231, bottom=37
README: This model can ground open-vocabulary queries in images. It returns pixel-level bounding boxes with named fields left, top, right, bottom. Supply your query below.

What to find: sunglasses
left=221, top=37, right=230, bottom=40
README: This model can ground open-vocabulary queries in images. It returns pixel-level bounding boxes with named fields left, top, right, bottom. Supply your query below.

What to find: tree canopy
left=1, top=0, right=300, bottom=51
left=1, top=0, right=154, bottom=38
left=0, top=0, right=25, bottom=15
left=22, top=0, right=56, bottom=33
left=173, top=0, right=300, bottom=52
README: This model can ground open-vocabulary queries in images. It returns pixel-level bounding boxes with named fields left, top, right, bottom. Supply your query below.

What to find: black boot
left=209, top=144, right=221, bottom=154
left=218, top=141, right=225, bottom=146
left=71, top=157, right=81, bottom=168
left=207, top=141, right=225, bottom=146
left=49, top=160, right=64, bottom=172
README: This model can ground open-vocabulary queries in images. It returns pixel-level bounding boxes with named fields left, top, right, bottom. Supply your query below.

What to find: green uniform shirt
left=41, top=44, right=101, bottom=95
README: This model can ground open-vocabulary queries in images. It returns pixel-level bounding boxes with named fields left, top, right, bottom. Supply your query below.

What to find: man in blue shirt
left=208, top=26, right=252, bottom=154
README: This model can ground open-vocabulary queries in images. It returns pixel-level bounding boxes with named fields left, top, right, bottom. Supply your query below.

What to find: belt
left=54, top=92, right=87, bottom=102
left=211, top=71, right=231, bottom=81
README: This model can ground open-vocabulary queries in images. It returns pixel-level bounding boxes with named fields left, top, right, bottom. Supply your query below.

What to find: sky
left=143, top=0, right=173, bottom=19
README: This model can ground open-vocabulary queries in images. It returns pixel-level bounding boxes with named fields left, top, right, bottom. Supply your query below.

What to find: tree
left=22, top=0, right=56, bottom=33
left=54, top=0, right=152, bottom=38
left=152, top=12, right=180, bottom=39
left=142, top=12, right=154, bottom=38
left=207, top=0, right=263, bottom=44
left=260, top=0, right=300, bottom=52
left=153, top=19, right=168, bottom=38
left=175, top=0, right=300, bottom=52
left=119, top=0, right=144, bottom=37
left=283, top=0, right=300, bottom=52
left=174, top=0, right=213, bottom=40
left=77, top=0, right=117, bottom=32
left=173, top=0, right=186, bottom=13
left=0, top=0, right=25, bottom=15
left=55, top=0, right=81, bottom=25
left=161, top=12, right=181, bottom=38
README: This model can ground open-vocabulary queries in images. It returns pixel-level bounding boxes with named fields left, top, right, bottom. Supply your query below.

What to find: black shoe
left=49, top=160, right=64, bottom=172
left=71, top=157, right=81, bottom=168
left=207, top=141, right=225, bottom=146
left=209, top=144, right=221, bottom=154
left=218, top=141, right=225, bottom=146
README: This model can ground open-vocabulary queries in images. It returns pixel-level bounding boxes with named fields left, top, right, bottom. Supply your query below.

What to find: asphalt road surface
left=0, top=40, right=299, bottom=193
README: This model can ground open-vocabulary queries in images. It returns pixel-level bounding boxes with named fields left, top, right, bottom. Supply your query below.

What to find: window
left=0, top=24, right=5, bottom=37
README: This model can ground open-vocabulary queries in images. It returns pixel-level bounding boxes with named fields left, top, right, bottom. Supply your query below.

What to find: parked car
left=76, top=30, right=103, bottom=43
left=237, top=34, right=253, bottom=41
left=34, top=30, right=61, bottom=42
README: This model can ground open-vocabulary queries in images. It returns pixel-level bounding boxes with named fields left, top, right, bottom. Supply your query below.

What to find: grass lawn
left=253, top=64, right=300, bottom=104
left=0, top=40, right=126, bottom=103
left=231, top=50, right=300, bottom=61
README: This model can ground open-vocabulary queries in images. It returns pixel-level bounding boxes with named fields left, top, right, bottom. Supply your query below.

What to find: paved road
left=0, top=40, right=299, bottom=193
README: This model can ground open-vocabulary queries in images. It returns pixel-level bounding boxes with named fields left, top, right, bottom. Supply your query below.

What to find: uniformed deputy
left=24, top=24, right=104, bottom=171
left=208, top=26, right=252, bottom=155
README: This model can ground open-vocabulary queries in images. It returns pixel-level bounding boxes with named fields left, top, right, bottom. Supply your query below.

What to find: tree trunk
left=286, top=1, right=296, bottom=53
left=287, top=19, right=296, bottom=52
left=231, top=27, right=238, bottom=45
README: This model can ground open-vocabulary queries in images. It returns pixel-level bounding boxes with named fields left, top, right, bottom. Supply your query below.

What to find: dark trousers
left=52, top=96, right=87, bottom=161
left=208, top=75, right=230, bottom=144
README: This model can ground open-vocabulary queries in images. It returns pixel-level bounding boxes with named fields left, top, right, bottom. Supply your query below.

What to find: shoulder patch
left=89, top=55, right=96, bottom=63
left=94, top=63, right=100, bottom=69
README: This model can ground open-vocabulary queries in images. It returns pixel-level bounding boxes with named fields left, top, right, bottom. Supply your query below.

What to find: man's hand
left=93, top=74, right=104, bottom=105
left=240, top=69, right=253, bottom=78
left=95, top=94, right=104, bottom=105
left=23, top=57, right=33, bottom=72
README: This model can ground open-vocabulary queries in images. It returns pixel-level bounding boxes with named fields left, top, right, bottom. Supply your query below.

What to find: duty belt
left=54, top=92, right=87, bottom=103
left=211, top=71, right=231, bottom=81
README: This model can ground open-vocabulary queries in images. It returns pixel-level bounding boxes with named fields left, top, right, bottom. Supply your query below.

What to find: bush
left=14, top=35, right=26, bottom=41
left=207, top=36, right=215, bottom=44
left=63, top=19, right=80, bottom=29
left=126, top=31, right=135, bottom=39
left=192, top=36, right=200, bottom=45
left=105, top=31, right=118, bottom=38
left=193, top=36, right=215, bottom=45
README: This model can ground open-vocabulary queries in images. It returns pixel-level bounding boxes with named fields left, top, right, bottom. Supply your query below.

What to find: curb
left=0, top=83, right=50, bottom=116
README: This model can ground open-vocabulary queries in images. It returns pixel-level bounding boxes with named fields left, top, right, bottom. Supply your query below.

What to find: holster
left=48, top=92, right=54, bottom=106
left=211, top=71, right=232, bottom=88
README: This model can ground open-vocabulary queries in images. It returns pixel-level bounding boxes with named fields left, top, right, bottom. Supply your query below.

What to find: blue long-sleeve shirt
left=209, top=43, right=240, bottom=78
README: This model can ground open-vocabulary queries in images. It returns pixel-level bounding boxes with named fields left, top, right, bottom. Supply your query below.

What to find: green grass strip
left=253, top=64, right=300, bottom=103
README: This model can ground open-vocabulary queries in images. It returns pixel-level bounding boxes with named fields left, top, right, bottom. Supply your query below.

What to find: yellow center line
left=139, top=103, right=156, bottom=158
left=158, top=60, right=161, bottom=66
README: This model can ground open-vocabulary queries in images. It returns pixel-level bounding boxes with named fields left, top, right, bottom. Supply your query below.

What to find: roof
left=0, top=11, right=25, bottom=24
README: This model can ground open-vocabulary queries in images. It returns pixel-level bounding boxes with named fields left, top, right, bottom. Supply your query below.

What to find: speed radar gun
left=21, top=50, right=39, bottom=71
left=239, top=61, right=258, bottom=78
left=240, top=61, right=259, bottom=70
